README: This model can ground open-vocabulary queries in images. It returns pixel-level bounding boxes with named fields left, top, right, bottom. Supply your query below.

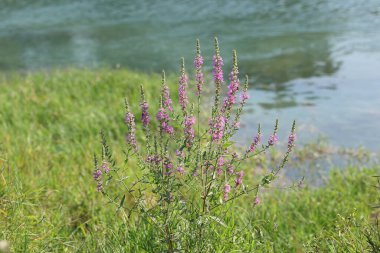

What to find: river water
left=1, top=0, right=380, bottom=150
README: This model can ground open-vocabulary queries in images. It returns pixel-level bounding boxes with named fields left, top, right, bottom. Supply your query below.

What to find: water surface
left=0, top=0, right=380, bottom=150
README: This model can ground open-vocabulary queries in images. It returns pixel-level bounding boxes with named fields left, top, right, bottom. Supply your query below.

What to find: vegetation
left=0, top=68, right=379, bottom=252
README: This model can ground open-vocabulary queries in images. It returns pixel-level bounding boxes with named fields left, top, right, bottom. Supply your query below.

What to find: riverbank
left=0, top=69, right=378, bottom=252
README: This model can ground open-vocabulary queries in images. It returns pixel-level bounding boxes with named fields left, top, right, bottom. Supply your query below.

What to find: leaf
left=118, top=176, right=129, bottom=182
left=208, top=215, right=227, bottom=227
left=223, top=141, right=234, bottom=149
left=118, top=195, right=126, bottom=210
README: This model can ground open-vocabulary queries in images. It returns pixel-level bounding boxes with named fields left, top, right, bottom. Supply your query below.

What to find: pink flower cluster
left=178, top=71, right=188, bottom=111
left=93, top=161, right=110, bottom=192
left=223, top=62, right=239, bottom=111
left=247, top=133, right=261, bottom=153
left=240, top=91, right=249, bottom=103
left=163, top=159, right=174, bottom=175
left=146, top=155, right=161, bottom=165
left=223, top=183, right=231, bottom=201
left=140, top=101, right=150, bottom=127
left=176, top=166, right=185, bottom=175
left=208, top=116, right=226, bottom=142
left=125, top=111, right=137, bottom=149
left=235, top=170, right=244, bottom=187
left=101, top=161, right=110, bottom=174
left=93, top=169, right=103, bottom=192
left=213, top=54, right=224, bottom=83
left=184, top=116, right=196, bottom=145
left=194, top=54, right=204, bottom=95
left=287, top=133, right=296, bottom=152
left=216, top=156, right=225, bottom=176
left=268, top=133, right=279, bottom=146
left=156, top=108, right=174, bottom=135
left=162, top=79, right=173, bottom=112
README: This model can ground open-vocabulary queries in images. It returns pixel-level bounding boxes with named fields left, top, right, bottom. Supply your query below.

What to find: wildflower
left=213, top=50, right=224, bottom=83
left=209, top=115, right=226, bottom=142
left=124, top=110, right=137, bottom=150
left=247, top=131, right=261, bottom=153
left=233, top=121, right=240, bottom=129
left=223, top=183, right=231, bottom=201
left=287, top=121, right=297, bottom=152
left=93, top=169, right=103, bottom=192
left=254, top=196, right=261, bottom=205
left=161, top=71, right=173, bottom=112
left=140, top=101, right=150, bottom=127
left=93, top=169, right=102, bottom=181
left=146, top=155, right=161, bottom=165
left=223, top=50, right=239, bottom=111
left=175, top=149, right=185, bottom=158
left=140, top=86, right=150, bottom=128
left=178, top=58, right=188, bottom=112
left=217, top=156, right=225, bottom=176
left=227, top=164, right=234, bottom=175
left=268, top=133, right=279, bottom=146
left=101, top=161, right=110, bottom=173
left=194, top=39, right=204, bottom=95
left=288, top=133, right=296, bottom=152
left=241, top=90, right=249, bottom=102
left=235, top=170, right=244, bottom=187
left=212, top=37, right=224, bottom=110
left=163, top=159, right=174, bottom=175
left=268, top=119, right=279, bottom=146
left=177, top=166, right=185, bottom=175
left=184, top=115, right=196, bottom=146
left=156, top=107, right=174, bottom=135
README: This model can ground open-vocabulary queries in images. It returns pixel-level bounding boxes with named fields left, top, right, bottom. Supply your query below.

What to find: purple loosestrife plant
left=194, top=39, right=204, bottom=96
left=140, top=85, right=150, bottom=128
left=178, top=58, right=189, bottom=113
left=93, top=38, right=297, bottom=252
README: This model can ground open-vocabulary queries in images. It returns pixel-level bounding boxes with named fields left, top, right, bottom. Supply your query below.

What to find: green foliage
left=0, top=70, right=378, bottom=252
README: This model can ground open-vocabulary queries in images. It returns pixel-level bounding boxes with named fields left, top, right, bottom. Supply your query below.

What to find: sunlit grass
left=0, top=69, right=378, bottom=252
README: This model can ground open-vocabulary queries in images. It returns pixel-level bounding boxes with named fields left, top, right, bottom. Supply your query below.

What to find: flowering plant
left=93, top=38, right=296, bottom=252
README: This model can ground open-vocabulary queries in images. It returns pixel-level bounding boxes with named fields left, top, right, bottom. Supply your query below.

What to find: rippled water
left=1, top=0, right=380, bottom=150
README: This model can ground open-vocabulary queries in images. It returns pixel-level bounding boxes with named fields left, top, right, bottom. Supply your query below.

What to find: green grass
left=0, top=69, right=379, bottom=252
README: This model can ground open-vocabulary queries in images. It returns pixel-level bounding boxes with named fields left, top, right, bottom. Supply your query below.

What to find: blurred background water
left=1, top=0, right=379, bottom=150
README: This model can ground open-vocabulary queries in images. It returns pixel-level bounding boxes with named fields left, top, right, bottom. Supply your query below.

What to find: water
left=1, top=0, right=380, bottom=150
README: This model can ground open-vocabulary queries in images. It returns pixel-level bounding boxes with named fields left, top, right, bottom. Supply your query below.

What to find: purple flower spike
left=177, top=166, right=185, bottom=175
left=217, top=157, right=225, bottom=176
left=254, top=196, right=261, bottom=205
left=247, top=133, right=262, bottom=153
left=161, top=71, right=173, bottom=112
left=213, top=38, right=224, bottom=83
left=184, top=115, right=196, bottom=146
left=178, top=59, right=189, bottom=112
left=287, top=121, right=297, bottom=152
left=268, top=134, right=279, bottom=146
left=156, top=107, right=174, bottom=135
left=208, top=115, right=226, bottom=142
left=235, top=170, right=244, bottom=187
left=93, top=168, right=103, bottom=192
left=101, top=161, right=110, bottom=174
left=140, top=101, right=150, bottom=127
left=213, top=55, right=224, bottom=83
left=223, top=183, right=231, bottom=201
left=241, top=91, right=249, bottom=102
left=223, top=50, right=240, bottom=111
left=124, top=110, right=137, bottom=150
left=194, top=39, right=205, bottom=95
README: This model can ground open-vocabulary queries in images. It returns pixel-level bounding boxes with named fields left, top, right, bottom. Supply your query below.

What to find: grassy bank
left=0, top=69, right=378, bottom=252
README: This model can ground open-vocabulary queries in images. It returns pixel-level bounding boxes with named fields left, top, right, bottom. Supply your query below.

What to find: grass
left=0, top=69, right=379, bottom=252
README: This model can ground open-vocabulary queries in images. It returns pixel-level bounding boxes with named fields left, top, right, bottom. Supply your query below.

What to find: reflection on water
left=0, top=0, right=380, bottom=150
